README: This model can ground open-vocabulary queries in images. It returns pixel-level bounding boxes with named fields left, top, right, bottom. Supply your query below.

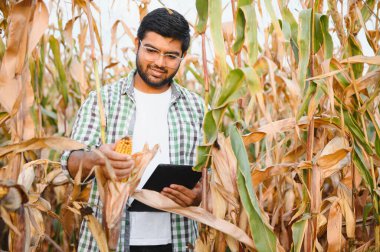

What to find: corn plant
left=0, top=0, right=380, bottom=251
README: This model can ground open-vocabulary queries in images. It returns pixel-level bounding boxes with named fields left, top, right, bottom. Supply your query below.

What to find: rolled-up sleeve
left=61, top=91, right=101, bottom=173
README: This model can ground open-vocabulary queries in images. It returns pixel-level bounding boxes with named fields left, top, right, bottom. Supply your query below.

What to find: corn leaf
left=360, top=0, right=375, bottom=22
left=320, top=15, right=333, bottom=59
left=291, top=218, right=308, bottom=252
left=352, top=144, right=374, bottom=193
left=195, top=0, right=208, bottom=34
left=232, top=7, right=245, bottom=54
left=194, top=145, right=212, bottom=171
left=297, top=9, right=311, bottom=92
left=133, top=189, right=255, bottom=249
left=242, top=67, right=260, bottom=96
left=346, top=35, right=363, bottom=79
left=262, top=0, right=282, bottom=39
left=375, top=134, right=380, bottom=158
left=230, top=126, right=277, bottom=252
left=0, top=137, right=86, bottom=157
left=215, top=69, right=245, bottom=108
left=313, top=13, right=323, bottom=53
left=49, top=36, right=68, bottom=105
left=343, top=110, right=373, bottom=155
left=209, top=0, right=228, bottom=82
left=203, top=110, right=218, bottom=144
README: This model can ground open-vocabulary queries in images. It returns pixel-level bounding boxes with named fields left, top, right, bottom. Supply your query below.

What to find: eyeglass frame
left=138, top=40, right=184, bottom=68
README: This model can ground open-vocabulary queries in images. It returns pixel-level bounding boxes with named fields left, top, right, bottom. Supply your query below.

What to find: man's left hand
left=161, top=182, right=202, bottom=207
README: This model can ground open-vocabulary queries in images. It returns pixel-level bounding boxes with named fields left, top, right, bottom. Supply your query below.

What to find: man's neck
left=134, top=72, right=171, bottom=94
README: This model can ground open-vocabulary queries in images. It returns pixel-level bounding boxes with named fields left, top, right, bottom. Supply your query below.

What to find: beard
left=136, top=55, right=179, bottom=89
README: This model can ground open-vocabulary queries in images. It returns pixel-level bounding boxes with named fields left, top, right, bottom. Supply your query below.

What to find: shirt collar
left=121, top=69, right=182, bottom=103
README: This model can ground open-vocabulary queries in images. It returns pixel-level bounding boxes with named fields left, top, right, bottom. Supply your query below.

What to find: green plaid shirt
left=61, top=70, right=204, bottom=252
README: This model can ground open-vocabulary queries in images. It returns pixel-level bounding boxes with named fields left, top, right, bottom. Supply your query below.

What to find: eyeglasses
left=139, top=40, right=183, bottom=69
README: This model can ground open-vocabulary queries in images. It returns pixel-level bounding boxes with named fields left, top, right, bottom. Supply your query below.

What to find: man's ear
left=134, top=38, right=139, bottom=53
left=182, top=52, right=187, bottom=58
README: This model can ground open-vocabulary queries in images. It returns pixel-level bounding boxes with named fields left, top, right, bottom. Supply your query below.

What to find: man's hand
left=95, top=143, right=135, bottom=180
left=161, top=182, right=202, bottom=207
left=68, top=143, right=135, bottom=181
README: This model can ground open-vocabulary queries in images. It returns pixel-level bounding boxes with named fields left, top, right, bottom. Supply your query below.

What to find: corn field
left=0, top=0, right=380, bottom=251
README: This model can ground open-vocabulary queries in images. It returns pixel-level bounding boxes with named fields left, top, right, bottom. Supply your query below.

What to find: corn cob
left=115, top=136, right=132, bottom=155
left=115, top=136, right=133, bottom=182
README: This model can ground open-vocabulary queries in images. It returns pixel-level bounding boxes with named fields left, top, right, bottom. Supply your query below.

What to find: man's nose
left=154, top=54, right=166, bottom=67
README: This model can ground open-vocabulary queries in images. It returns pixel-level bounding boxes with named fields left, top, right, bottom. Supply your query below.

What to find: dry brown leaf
left=27, top=1, right=49, bottom=55
left=327, top=200, right=343, bottom=252
left=133, top=189, right=255, bottom=249
left=251, top=164, right=292, bottom=186
left=70, top=58, right=87, bottom=99
left=0, top=206, right=21, bottom=235
left=84, top=214, right=109, bottom=252
left=0, top=137, right=86, bottom=157
left=243, top=131, right=266, bottom=145
left=0, top=0, right=32, bottom=113
left=344, top=69, right=380, bottom=99
left=341, top=55, right=380, bottom=65
left=317, top=137, right=351, bottom=171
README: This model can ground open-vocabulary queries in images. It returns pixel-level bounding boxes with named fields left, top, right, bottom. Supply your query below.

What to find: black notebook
left=128, top=164, right=202, bottom=212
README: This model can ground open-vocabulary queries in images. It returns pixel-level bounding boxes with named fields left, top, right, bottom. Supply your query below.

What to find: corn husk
left=97, top=144, right=158, bottom=250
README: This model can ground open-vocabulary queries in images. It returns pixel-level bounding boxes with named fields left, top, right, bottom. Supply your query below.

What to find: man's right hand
left=95, top=144, right=135, bottom=180
left=67, top=143, right=135, bottom=181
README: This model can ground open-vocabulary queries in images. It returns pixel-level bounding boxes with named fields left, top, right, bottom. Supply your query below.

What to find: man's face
left=135, top=32, right=184, bottom=89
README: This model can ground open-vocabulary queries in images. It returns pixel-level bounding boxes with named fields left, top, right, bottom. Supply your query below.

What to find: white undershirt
left=129, top=87, right=172, bottom=246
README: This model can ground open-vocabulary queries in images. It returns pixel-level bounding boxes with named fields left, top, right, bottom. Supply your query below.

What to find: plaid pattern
left=61, top=70, right=204, bottom=252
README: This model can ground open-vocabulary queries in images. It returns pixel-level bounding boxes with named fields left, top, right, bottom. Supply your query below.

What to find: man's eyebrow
left=144, top=43, right=181, bottom=56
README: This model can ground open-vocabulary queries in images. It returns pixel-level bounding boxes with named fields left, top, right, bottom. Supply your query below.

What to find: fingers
left=99, top=144, right=132, bottom=161
left=161, top=185, right=196, bottom=207
left=109, top=159, right=135, bottom=170
left=161, top=191, right=188, bottom=207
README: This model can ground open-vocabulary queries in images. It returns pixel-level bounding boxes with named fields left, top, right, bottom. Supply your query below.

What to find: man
left=61, top=8, right=205, bottom=252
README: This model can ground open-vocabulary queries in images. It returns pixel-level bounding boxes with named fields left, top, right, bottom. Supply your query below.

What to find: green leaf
left=344, top=110, right=373, bottom=155
left=298, top=8, right=312, bottom=92
left=193, top=145, right=212, bottom=171
left=282, top=7, right=298, bottom=40
left=241, top=67, right=260, bottom=96
left=232, top=8, right=245, bottom=54
left=0, top=112, right=9, bottom=126
left=263, top=0, right=283, bottom=39
left=352, top=144, right=374, bottom=193
left=281, top=20, right=292, bottom=42
left=362, top=202, right=373, bottom=228
left=241, top=5, right=258, bottom=65
left=195, top=0, right=208, bottom=34
left=188, top=66, right=204, bottom=86
left=375, top=134, right=380, bottom=158
left=361, top=0, right=375, bottom=23
left=296, top=81, right=316, bottom=120
left=347, top=35, right=363, bottom=79
left=237, top=0, right=252, bottom=6
left=329, top=59, right=350, bottom=88
left=232, top=4, right=257, bottom=65
left=320, top=15, right=333, bottom=59
left=49, top=35, right=68, bottom=106
left=291, top=218, right=308, bottom=252
left=216, top=69, right=245, bottom=108
left=203, top=110, right=217, bottom=144
left=230, top=126, right=277, bottom=252
left=313, top=13, right=323, bottom=53
left=209, top=0, right=228, bottom=82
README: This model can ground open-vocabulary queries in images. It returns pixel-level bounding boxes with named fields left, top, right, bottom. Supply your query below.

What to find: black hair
left=137, top=8, right=190, bottom=53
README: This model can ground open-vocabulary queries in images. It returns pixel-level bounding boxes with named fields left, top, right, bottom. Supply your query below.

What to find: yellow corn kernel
left=115, top=136, right=133, bottom=182
left=115, top=136, right=132, bottom=155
